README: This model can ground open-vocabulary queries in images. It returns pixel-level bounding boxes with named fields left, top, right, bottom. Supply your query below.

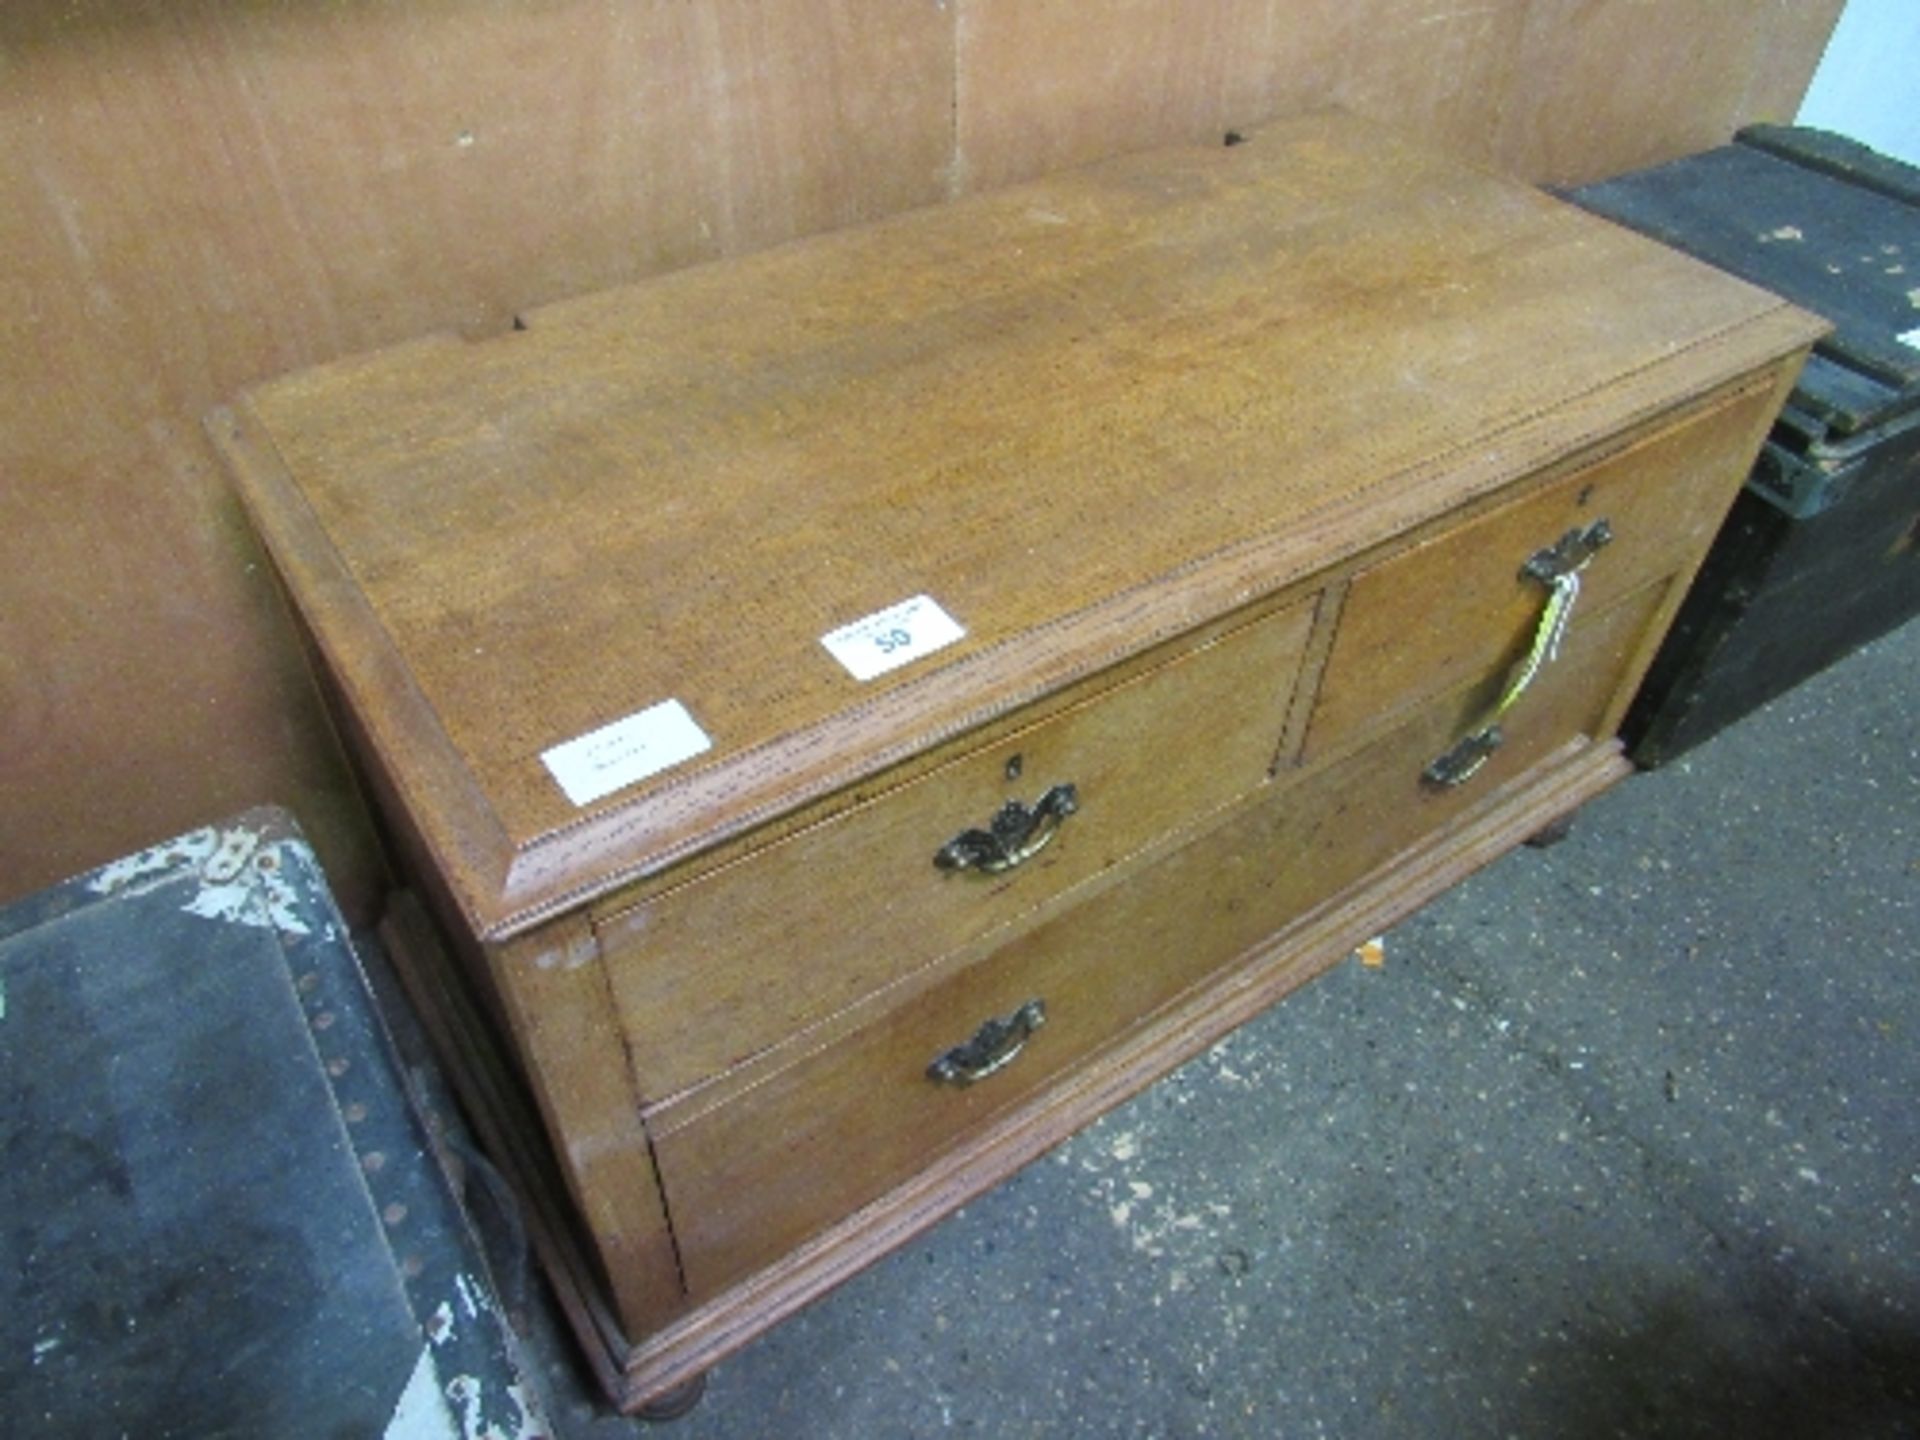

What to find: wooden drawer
left=1306, top=381, right=1780, bottom=758
left=596, top=595, right=1315, bottom=1101
left=649, top=575, right=1672, bottom=1297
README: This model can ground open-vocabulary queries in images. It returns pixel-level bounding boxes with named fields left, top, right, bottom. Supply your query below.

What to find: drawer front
left=649, top=578, right=1670, bottom=1297
left=1307, top=381, right=1774, bottom=758
left=599, top=596, right=1316, bottom=1101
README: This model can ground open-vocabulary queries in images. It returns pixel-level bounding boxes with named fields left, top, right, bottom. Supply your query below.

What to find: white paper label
left=540, top=699, right=711, bottom=807
left=1897, top=326, right=1920, bottom=352
left=820, top=594, right=966, bottom=681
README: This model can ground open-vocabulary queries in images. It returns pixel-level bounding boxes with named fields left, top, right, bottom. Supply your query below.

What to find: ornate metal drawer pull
left=1522, top=518, right=1613, bottom=585
left=1424, top=725, right=1504, bottom=788
left=1422, top=518, right=1612, bottom=789
left=933, top=783, right=1079, bottom=874
left=927, top=1000, right=1047, bottom=1086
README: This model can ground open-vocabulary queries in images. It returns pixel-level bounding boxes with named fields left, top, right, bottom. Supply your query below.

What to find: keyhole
left=1004, top=753, right=1024, bottom=782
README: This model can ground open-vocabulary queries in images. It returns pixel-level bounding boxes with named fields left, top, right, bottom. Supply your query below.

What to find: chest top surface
left=215, top=111, right=1821, bottom=937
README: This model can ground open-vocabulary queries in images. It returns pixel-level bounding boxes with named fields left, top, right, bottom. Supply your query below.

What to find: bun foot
left=1524, top=812, right=1578, bottom=849
left=635, top=1372, right=708, bottom=1422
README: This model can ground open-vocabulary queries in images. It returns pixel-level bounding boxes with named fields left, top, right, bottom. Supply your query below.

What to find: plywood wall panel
left=1492, top=0, right=1851, bottom=186
left=953, top=0, right=1283, bottom=193
left=0, top=0, right=1841, bottom=916
left=1250, top=0, right=1533, bottom=168
left=1733, top=0, right=1854, bottom=146
left=956, top=0, right=1849, bottom=196
left=0, top=0, right=957, bottom=915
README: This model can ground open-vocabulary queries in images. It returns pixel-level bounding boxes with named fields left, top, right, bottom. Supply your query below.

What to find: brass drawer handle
left=927, top=999, right=1047, bottom=1086
left=1424, top=725, right=1504, bottom=787
left=1423, top=519, right=1612, bottom=789
left=933, top=783, right=1079, bottom=874
left=1522, top=518, right=1613, bottom=587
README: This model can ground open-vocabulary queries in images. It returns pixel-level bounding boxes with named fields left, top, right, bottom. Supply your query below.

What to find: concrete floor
left=526, top=617, right=1919, bottom=1439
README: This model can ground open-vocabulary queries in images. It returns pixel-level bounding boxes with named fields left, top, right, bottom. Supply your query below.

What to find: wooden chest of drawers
left=212, top=112, right=1821, bottom=1410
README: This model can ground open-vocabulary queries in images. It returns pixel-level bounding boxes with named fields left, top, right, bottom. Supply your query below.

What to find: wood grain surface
left=599, top=595, right=1315, bottom=1103
left=953, top=0, right=1850, bottom=194
left=650, top=578, right=1669, bottom=1299
left=220, top=113, right=1822, bottom=938
left=0, top=0, right=1842, bottom=916
left=1494, top=0, right=1857, bottom=185
left=0, top=0, right=954, bottom=914
left=605, top=736, right=1635, bottom=1407
left=1306, top=379, right=1780, bottom=756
